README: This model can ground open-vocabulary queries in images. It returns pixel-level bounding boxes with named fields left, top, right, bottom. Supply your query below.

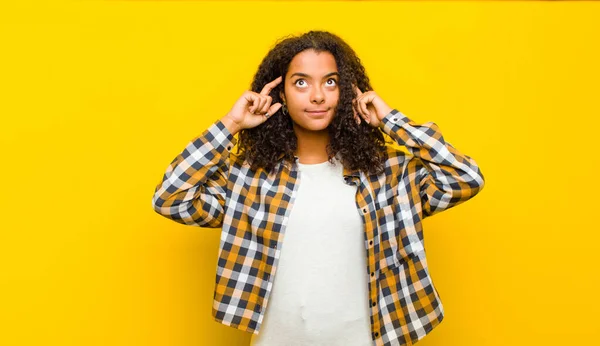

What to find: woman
left=152, top=30, right=485, bottom=346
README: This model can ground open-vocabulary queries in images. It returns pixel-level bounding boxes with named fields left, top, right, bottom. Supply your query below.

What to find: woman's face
left=279, top=49, right=340, bottom=132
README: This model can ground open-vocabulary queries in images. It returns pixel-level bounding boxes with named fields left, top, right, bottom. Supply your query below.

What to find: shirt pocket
left=396, top=194, right=425, bottom=261
left=378, top=204, right=402, bottom=272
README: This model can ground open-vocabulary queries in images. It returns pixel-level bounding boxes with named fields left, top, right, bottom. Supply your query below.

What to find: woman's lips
left=305, top=110, right=328, bottom=117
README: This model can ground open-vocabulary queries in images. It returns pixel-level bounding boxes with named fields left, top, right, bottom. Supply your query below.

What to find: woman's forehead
left=288, top=50, right=338, bottom=76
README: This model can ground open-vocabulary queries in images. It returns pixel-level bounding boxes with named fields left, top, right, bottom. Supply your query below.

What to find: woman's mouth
left=305, top=109, right=328, bottom=117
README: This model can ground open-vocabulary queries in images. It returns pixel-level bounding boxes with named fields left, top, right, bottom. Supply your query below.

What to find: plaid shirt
left=152, top=109, right=485, bottom=346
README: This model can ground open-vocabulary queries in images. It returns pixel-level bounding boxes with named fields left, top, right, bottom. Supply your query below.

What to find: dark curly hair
left=237, top=30, right=392, bottom=175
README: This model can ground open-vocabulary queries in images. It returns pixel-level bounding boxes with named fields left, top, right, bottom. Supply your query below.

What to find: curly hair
left=237, top=30, right=391, bottom=175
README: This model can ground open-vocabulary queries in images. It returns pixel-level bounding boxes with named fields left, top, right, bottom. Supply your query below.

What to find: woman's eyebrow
left=290, top=72, right=340, bottom=79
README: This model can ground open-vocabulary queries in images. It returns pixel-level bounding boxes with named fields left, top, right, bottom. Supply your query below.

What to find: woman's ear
left=279, top=91, right=286, bottom=104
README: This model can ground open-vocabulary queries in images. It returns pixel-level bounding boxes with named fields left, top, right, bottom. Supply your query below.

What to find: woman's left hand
left=352, top=84, right=394, bottom=128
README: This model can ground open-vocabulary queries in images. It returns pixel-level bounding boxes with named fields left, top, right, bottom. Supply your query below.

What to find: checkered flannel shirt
left=152, top=109, right=485, bottom=345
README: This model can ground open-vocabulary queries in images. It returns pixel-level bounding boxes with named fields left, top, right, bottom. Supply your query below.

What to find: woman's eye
left=294, top=78, right=337, bottom=87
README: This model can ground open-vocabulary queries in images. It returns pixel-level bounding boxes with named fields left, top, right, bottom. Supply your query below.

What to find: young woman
left=152, top=30, right=485, bottom=346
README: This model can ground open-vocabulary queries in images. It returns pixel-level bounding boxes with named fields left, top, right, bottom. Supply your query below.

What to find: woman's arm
left=152, top=76, right=282, bottom=227
left=151, top=120, right=236, bottom=228
left=380, top=109, right=485, bottom=218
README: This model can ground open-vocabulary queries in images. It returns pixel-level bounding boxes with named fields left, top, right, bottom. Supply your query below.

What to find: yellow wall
left=2, top=1, right=599, bottom=345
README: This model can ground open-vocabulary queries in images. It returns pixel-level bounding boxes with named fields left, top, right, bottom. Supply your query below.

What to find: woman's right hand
left=222, top=76, right=283, bottom=134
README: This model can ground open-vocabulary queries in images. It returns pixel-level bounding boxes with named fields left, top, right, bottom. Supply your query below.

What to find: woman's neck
left=293, top=125, right=330, bottom=164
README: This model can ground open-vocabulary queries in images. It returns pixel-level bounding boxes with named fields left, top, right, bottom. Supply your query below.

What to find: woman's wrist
left=221, top=115, right=242, bottom=136
left=377, top=105, right=394, bottom=122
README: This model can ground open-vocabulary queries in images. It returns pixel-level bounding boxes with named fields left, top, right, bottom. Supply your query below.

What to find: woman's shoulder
left=383, top=143, right=413, bottom=168
left=225, top=149, right=281, bottom=177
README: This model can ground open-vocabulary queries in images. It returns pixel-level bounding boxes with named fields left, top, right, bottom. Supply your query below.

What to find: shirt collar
left=334, top=152, right=360, bottom=179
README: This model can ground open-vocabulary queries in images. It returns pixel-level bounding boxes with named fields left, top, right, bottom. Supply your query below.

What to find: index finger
left=260, top=75, right=283, bottom=96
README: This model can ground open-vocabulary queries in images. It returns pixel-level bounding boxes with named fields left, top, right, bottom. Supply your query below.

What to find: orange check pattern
left=152, top=109, right=485, bottom=345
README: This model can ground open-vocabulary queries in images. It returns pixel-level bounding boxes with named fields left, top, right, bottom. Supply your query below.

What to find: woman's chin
left=293, top=119, right=332, bottom=132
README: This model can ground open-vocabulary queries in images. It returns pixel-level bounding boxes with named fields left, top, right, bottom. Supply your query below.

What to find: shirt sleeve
left=151, top=119, right=236, bottom=227
left=380, top=109, right=485, bottom=218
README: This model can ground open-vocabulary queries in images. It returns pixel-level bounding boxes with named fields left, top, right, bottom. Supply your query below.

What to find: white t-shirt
left=250, top=158, right=373, bottom=346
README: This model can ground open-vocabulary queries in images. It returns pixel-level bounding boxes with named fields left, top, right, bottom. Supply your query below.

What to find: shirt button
left=226, top=145, right=232, bottom=151
left=370, top=272, right=375, bottom=277
left=371, top=301, right=377, bottom=307
left=374, top=332, right=379, bottom=337
left=362, top=208, right=367, bottom=214
left=369, top=240, right=373, bottom=246
left=392, top=117, right=398, bottom=122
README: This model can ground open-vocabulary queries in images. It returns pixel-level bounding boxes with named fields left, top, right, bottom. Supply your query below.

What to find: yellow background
left=2, top=1, right=599, bottom=345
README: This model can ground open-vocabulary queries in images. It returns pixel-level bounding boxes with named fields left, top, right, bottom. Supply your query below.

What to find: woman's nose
left=311, top=87, right=325, bottom=103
